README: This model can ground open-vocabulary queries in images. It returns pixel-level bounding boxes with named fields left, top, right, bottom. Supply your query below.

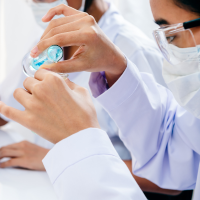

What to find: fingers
left=23, top=77, right=40, bottom=94
left=34, top=69, right=51, bottom=81
left=40, top=57, right=87, bottom=74
left=0, top=102, right=25, bottom=123
left=34, top=69, right=72, bottom=95
left=31, top=14, right=97, bottom=57
left=65, top=79, right=79, bottom=91
left=41, top=13, right=88, bottom=39
left=32, top=31, right=84, bottom=57
left=42, top=4, right=81, bottom=22
left=13, top=88, right=32, bottom=107
left=0, top=142, right=24, bottom=150
left=0, top=158, right=25, bottom=169
left=41, top=18, right=84, bottom=41
left=0, top=149, right=23, bottom=159
left=34, top=69, right=61, bottom=82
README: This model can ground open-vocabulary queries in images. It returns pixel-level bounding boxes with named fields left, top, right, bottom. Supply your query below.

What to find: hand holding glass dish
left=22, top=45, right=68, bottom=78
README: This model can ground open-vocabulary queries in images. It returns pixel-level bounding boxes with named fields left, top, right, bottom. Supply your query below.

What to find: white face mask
left=30, top=0, right=86, bottom=29
left=162, top=45, right=200, bottom=119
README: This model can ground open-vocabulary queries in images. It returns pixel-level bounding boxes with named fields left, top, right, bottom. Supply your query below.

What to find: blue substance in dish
left=32, top=57, right=48, bottom=70
left=48, top=46, right=63, bottom=62
left=31, top=45, right=63, bottom=70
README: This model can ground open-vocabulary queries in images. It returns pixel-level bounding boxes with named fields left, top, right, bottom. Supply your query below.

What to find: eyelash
left=167, top=36, right=175, bottom=43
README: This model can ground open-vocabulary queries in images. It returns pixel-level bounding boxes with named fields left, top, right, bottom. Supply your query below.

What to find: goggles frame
left=153, top=18, right=200, bottom=39
left=153, top=18, right=200, bottom=65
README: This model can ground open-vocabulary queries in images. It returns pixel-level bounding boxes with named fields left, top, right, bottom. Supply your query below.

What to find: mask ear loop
left=183, top=18, right=200, bottom=55
left=185, top=27, right=200, bottom=70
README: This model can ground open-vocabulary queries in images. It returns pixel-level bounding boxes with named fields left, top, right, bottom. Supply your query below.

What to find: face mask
left=30, top=0, right=86, bottom=29
left=162, top=45, right=200, bottom=119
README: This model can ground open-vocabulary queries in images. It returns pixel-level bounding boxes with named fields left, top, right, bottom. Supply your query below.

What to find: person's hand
left=0, top=141, right=49, bottom=171
left=30, top=4, right=127, bottom=86
left=0, top=70, right=100, bottom=144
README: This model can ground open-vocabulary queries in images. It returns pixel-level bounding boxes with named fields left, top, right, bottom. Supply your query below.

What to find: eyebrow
left=154, top=18, right=170, bottom=26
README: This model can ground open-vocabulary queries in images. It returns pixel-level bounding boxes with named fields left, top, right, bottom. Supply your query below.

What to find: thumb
left=40, top=58, right=85, bottom=74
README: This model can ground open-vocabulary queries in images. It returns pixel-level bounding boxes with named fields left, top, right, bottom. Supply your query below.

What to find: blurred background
left=0, top=0, right=158, bottom=140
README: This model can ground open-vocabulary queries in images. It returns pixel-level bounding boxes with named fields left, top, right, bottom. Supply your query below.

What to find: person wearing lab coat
left=0, top=0, right=181, bottom=197
left=16, top=0, right=200, bottom=200
left=1, top=0, right=200, bottom=200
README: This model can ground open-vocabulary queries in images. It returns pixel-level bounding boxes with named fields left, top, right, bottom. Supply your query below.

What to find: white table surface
left=0, top=129, right=58, bottom=200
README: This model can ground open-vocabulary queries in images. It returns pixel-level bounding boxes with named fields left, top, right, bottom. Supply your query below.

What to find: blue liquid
left=31, top=45, right=63, bottom=70
left=48, top=46, right=63, bottom=62
left=32, top=57, right=48, bottom=70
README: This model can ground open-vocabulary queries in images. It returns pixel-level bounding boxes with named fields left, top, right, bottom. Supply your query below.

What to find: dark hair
left=84, top=0, right=94, bottom=12
left=174, top=0, right=200, bottom=15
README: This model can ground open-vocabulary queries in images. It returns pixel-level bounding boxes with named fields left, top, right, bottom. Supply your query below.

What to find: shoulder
left=113, top=20, right=160, bottom=58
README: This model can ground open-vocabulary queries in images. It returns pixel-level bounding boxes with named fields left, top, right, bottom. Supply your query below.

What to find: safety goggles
left=153, top=18, right=200, bottom=65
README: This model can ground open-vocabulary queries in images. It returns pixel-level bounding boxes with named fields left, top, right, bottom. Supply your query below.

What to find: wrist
left=105, top=54, right=127, bottom=87
left=54, top=124, right=101, bottom=144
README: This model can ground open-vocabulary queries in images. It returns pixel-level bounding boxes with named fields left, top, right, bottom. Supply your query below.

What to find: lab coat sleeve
left=127, top=49, right=167, bottom=87
left=43, top=128, right=146, bottom=200
left=89, top=59, right=200, bottom=190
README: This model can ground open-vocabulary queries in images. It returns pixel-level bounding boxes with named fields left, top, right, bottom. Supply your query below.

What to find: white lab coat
left=43, top=128, right=147, bottom=200
left=0, top=3, right=164, bottom=160
left=44, top=4, right=200, bottom=200
left=42, top=60, right=200, bottom=200
left=0, top=3, right=167, bottom=199
left=2, top=2, right=195, bottom=200
left=89, top=59, right=200, bottom=199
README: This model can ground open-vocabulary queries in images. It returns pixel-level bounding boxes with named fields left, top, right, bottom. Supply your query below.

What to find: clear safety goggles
left=153, top=18, right=200, bottom=65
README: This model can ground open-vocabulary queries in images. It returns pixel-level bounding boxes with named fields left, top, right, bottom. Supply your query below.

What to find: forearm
left=124, top=160, right=181, bottom=196
left=43, top=128, right=146, bottom=200
left=91, top=59, right=199, bottom=190
left=105, top=54, right=127, bottom=88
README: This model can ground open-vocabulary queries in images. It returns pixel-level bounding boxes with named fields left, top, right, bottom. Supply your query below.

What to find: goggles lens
left=153, top=24, right=199, bottom=65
